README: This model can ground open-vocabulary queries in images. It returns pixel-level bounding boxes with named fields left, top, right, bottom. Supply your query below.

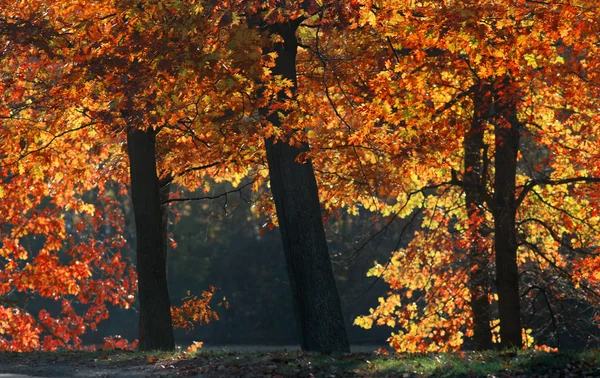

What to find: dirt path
left=0, top=346, right=384, bottom=377
left=0, top=352, right=163, bottom=377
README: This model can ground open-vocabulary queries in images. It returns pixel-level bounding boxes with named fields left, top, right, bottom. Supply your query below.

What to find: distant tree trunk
left=126, top=126, right=175, bottom=351
left=492, top=78, right=522, bottom=349
left=464, top=84, right=493, bottom=350
left=259, top=22, right=350, bottom=353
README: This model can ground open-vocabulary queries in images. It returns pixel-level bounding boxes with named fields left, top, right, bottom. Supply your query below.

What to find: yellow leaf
left=68, top=283, right=80, bottom=295
left=354, top=316, right=374, bottom=329
left=79, top=203, right=96, bottom=215
left=359, top=11, right=377, bottom=26
left=524, top=54, right=538, bottom=68
left=32, top=164, right=44, bottom=182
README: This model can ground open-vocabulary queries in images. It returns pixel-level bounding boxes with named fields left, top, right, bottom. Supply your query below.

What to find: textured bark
left=127, top=126, right=175, bottom=351
left=260, top=22, right=350, bottom=353
left=160, top=179, right=171, bottom=265
left=464, top=84, right=493, bottom=350
left=493, top=79, right=522, bottom=349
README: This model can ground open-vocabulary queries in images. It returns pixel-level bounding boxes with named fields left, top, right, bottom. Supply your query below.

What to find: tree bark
left=492, top=78, right=522, bottom=349
left=464, top=84, right=493, bottom=350
left=259, top=22, right=350, bottom=353
left=160, top=179, right=171, bottom=265
left=127, top=126, right=175, bottom=351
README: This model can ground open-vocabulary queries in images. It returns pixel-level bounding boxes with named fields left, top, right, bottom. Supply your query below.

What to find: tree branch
left=516, top=176, right=600, bottom=208
left=161, top=162, right=221, bottom=188
left=163, top=180, right=254, bottom=205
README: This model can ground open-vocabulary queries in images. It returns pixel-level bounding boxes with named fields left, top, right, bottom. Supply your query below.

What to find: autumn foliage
left=171, top=287, right=227, bottom=333
left=1, top=0, right=600, bottom=353
left=348, top=0, right=600, bottom=352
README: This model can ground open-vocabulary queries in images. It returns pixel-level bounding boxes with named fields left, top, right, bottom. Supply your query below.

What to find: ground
left=0, top=347, right=598, bottom=377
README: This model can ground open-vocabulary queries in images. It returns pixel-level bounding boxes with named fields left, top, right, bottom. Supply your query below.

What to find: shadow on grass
left=1, top=349, right=599, bottom=377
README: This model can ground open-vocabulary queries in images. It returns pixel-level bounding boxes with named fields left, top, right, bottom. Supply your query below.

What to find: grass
left=0, top=348, right=599, bottom=376
left=365, top=349, right=600, bottom=377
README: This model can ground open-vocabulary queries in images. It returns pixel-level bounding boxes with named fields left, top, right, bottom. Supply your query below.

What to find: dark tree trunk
left=126, top=126, right=175, bottom=351
left=159, top=179, right=171, bottom=263
left=259, top=22, right=350, bottom=353
left=464, top=84, right=493, bottom=350
left=492, top=79, right=522, bottom=349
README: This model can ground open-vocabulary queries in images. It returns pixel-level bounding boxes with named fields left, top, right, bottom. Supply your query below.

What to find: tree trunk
left=259, top=22, right=350, bottom=353
left=464, top=84, right=493, bottom=350
left=493, top=79, right=522, bottom=349
left=127, top=126, right=175, bottom=351
left=160, top=179, right=171, bottom=265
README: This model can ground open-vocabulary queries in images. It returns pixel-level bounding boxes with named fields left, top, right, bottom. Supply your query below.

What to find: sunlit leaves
left=2, top=0, right=600, bottom=353
left=170, top=287, right=226, bottom=333
left=348, top=0, right=600, bottom=353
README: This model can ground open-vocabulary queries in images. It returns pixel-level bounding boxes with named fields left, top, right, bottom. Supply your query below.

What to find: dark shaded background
left=90, top=181, right=404, bottom=348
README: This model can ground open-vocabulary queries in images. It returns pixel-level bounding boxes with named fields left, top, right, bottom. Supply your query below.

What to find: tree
left=491, top=77, right=523, bottom=348
left=249, top=3, right=350, bottom=352
left=464, top=83, right=493, bottom=350
left=353, top=0, right=600, bottom=352
left=126, top=125, right=175, bottom=351
left=1, top=0, right=257, bottom=350
left=73, top=0, right=267, bottom=350
left=0, top=7, right=136, bottom=350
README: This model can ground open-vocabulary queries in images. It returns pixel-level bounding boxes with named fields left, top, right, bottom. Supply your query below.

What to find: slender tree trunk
left=259, top=22, right=350, bottom=353
left=492, top=78, right=522, bottom=349
left=126, top=126, right=175, bottom=351
left=464, top=84, right=493, bottom=350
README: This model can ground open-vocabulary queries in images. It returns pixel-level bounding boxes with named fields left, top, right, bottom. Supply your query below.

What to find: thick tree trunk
left=160, top=179, right=171, bottom=264
left=493, top=79, right=522, bottom=349
left=127, top=126, right=175, bottom=351
left=464, top=84, right=493, bottom=350
left=260, top=22, right=350, bottom=353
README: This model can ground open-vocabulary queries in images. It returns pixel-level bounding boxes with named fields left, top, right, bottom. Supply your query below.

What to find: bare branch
left=163, top=180, right=254, bottom=205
